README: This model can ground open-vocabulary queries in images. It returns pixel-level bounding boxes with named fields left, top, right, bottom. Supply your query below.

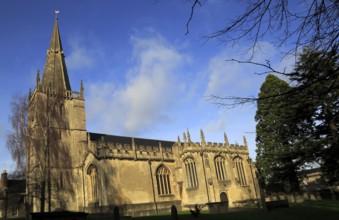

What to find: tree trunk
left=40, top=180, right=46, bottom=213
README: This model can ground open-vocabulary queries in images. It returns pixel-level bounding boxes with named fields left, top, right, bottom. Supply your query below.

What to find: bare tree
left=7, top=87, right=74, bottom=213
left=186, top=0, right=338, bottom=106
left=187, top=0, right=338, bottom=54
left=6, top=94, right=29, bottom=174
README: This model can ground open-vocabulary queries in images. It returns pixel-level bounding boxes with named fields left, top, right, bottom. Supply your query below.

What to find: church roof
left=41, top=17, right=71, bottom=91
left=88, top=132, right=176, bottom=149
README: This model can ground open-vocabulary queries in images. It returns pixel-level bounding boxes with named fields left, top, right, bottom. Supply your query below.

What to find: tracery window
left=214, top=156, right=227, bottom=181
left=234, top=157, right=247, bottom=186
left=184, top=157, right=199, bottom=188
left=156, top=165, right=171, bottom=195
left=87, top=164, right=98, bottom=201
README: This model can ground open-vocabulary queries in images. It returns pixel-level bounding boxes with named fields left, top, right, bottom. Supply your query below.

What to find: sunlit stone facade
left=27, top=17, right=260, bottom=216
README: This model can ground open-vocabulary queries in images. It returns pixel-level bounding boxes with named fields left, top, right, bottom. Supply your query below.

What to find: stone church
left=27, top=16, right=260, bottom=216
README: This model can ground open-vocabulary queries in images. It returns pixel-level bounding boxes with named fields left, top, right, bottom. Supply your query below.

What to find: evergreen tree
left=256, top=49, right=338, bottom=191
left=255, top=74, right=301, bottom=192
left=289, top=49, right=339, bottom=184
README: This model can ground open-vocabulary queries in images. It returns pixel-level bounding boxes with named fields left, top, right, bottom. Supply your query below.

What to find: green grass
left=126, top=200, right=339, bottom=220
left=14, top=200, right=338, bottom=220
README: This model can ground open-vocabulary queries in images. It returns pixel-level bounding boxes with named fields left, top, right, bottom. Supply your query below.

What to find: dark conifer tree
left=255, top=74, right=301, bottom=192
left=290, top=49, right=339, bottom=184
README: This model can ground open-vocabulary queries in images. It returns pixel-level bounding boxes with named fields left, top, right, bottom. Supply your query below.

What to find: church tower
left=27, top=14, right=87, bottom=212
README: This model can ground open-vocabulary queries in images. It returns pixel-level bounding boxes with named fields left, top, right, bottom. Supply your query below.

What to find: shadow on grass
left=292, top=199, right=339, bottom=211
left=128, top=200, right=339, bottom=220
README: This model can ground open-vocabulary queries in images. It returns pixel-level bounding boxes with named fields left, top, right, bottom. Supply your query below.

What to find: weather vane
left=54, top=10, right=60, bottom=19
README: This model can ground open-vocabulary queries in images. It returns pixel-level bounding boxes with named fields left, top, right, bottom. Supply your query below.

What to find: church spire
left=41, top=12, right=71, bottom=91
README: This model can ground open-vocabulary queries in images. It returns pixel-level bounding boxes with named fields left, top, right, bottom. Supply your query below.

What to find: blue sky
left=0, top=0, right=295, bottom=172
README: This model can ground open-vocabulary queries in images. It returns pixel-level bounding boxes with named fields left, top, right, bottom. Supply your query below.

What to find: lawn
left=87, top=200, right=339, bottom=220
left=15, top=200, right=335, bottom=220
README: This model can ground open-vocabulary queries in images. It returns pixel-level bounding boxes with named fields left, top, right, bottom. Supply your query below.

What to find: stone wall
left=265, top=192, right=322, bottom=203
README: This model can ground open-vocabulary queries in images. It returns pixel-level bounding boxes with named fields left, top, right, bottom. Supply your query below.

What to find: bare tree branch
left=186, top=0, right=202, bottom=35
left=207, top=49, right=339, bottom=108
left=186, top=0, right=339, bottom=56
left=224, top=58, right=287, bottom=75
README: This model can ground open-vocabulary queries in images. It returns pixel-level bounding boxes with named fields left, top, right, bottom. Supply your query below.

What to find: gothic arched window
left=87, top=164, right=98, bottom=201
left=156, top=165, right=171, bottom=195
left=234, top=157, right=247, bottom=186
left=184, top=157, right=199, bottom=188
left=214, top=156, right=227, bottom=181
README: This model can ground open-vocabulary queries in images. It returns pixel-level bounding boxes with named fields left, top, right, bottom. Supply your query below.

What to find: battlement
left=94, top=141, right=174, bottom=161
left=177, top=130, right=249, bottom=155
left=88, top=133, right=175, bottom=162
left=29, top=85, right=83, bottom=102
left=88, top=131, right=249, bottom=161
left=178, top=142, right=248, bottom=153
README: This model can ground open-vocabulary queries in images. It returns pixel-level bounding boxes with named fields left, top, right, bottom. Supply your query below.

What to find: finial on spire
left=243, top=136, right=248, bottom=148
left=224, top=132, right=229, bottom=146
left=28, top=88, right=32, bottom=100
left=200, top=129, right=206, bottom=145
left=36, top=70, right=40, bottom=86
left=187, top=128, right=191, bottom=142
left=54, top=10, right=60, bottom=19
left=80, top=80, right=84, bottom=99
left=183, top=132, right=187, bottom=144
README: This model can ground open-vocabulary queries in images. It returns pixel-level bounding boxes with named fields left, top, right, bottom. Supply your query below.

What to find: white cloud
left=86, top=34, right=189, bottom=135
left=204, top=113, right=227, bottom=132
left=204, top=42, right=284, bottom=98
left=66, top=36, right=100, bottom=70
left=276, top=53, right=297, bottom=75
left=204, top=54, right=245, bottom=96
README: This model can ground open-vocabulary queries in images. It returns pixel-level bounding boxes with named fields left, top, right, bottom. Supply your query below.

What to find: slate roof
left=88, top=132, right=176, bottom=149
